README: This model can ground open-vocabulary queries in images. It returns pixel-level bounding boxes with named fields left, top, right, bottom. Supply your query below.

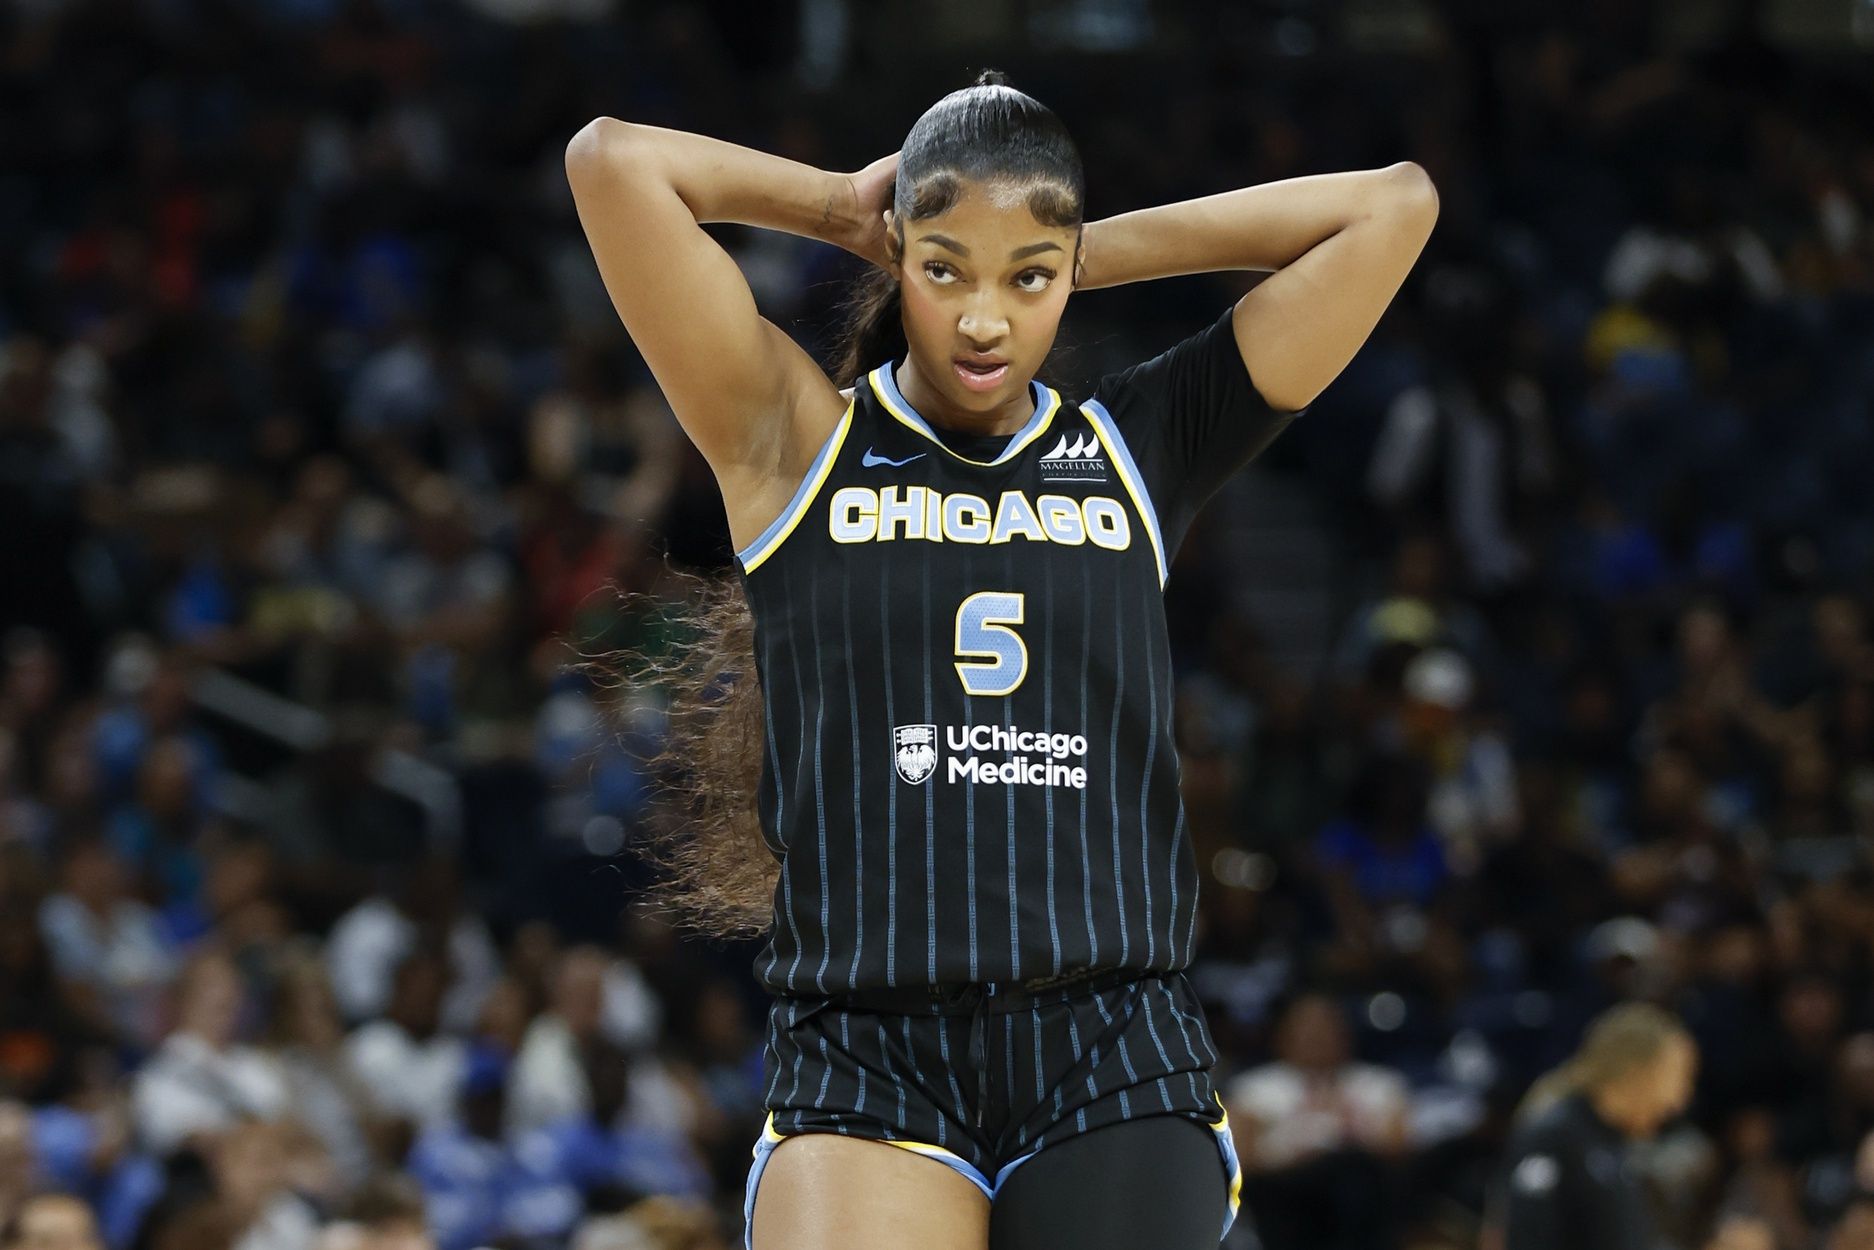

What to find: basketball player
left=566, top=70, right=1437, bottom=1249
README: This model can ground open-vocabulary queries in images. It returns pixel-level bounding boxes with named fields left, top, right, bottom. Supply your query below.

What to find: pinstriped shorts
left=742, top=971, right=1242, bottom=1245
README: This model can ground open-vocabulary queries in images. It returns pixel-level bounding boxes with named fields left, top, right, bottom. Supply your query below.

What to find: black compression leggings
left=988, top=1115, right=1230, bottom=1250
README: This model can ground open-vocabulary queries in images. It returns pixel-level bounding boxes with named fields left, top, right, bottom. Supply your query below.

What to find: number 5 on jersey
left=954, top=592, right=1027, bottom=696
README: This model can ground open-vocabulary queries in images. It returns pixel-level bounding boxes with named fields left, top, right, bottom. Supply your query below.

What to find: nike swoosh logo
left=862, top=448, right=925, bottom=468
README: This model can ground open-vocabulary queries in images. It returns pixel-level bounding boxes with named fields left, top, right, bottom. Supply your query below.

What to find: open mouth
left=953, top=358, right=1009, bottom=392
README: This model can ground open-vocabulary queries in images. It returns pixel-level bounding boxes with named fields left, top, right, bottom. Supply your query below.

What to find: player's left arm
left=1076, top=163, right=1439, bottom=413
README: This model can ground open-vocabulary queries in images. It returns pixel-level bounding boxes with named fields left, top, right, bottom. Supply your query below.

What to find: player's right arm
left=563, top=120, right=894, bottom=535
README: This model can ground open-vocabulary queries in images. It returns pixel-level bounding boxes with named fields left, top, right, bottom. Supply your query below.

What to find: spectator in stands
left=1, top=1192, right=105, bottom=1250
left=101, top=736, right=213, bottom=928
left=1228, top=993, right=1412, bottom=1250
left=1314, top=752, right=1452, bottom=991
left=1331, top=535, right=1500, bottom=691
left=570, top=1196, right=729, bottom=1250
left=131, top=949, right=286, bottom=1158
left=309, top=1176, right=434, bottom=1250
left=37, top=840, right=176, bottom=1049
left=342, top=950, right=464, bottom=1139
left=22, top=1083, right=162, bottom=1250
left=325, top=860, right=498, bottom=1035
left=0, top=901, right=101, bottom=1106
left=508, top=946, right=609, bottom=1136
left=1392, top=648, right=1520, bottom=873
left=265, top=953, right=375, bottom=1193
left=405, top=1047, right=580, bottom=1250
left=525, top=1037, right=709, bottom=1208
left=204, top=1120, right=322, bottom=1250
left=310, top=1175, right=435, bottom=1250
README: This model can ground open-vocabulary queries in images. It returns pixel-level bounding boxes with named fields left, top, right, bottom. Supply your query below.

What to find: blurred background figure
left=131, top=949, right=286, bottom=1158
left=1229, top=992, right=1412, bottom=1250
left=3, top=1193, right=106, bottom=1250
left=1493, top=1004, right=1772, bottom=1250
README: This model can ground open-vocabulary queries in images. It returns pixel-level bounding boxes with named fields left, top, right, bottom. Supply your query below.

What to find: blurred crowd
left=2, top=0, right=1873, bottom=1248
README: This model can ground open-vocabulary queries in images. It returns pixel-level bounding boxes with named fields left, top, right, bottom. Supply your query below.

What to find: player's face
left=890, top=181, right=1080, bottom=423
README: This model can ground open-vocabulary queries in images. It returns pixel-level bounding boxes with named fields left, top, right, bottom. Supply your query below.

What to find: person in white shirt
left=505, top=946, right=692, bottom=1141
left=342, top=949, right=465, bottom=1135
left=324, top=861, right=498, bottom=1035
left=1226, top=992, right=1412, bottom=1250
left=266, top=951, right=376, bottom=1191
left=132, top=949, right=288, bottom=1158
left=38, top=838, right=178, bottom=1048
left=506, top=947, right=607, bottom=1137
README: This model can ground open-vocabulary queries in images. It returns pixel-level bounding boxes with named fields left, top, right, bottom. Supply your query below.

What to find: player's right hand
left=838, top=152, right=901, bottom=271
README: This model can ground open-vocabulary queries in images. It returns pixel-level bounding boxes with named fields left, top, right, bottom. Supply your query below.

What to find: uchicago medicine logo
left=892, top=722, right=1088, bottom=789
left=893, top=724, right=938, bottom=784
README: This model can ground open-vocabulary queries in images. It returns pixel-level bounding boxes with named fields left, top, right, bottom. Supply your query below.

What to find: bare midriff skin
left=564, top=110, right=1437, bottom=1249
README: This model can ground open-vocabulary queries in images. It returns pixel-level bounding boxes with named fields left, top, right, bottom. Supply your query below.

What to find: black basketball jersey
left=737, top=304, right=1300, bottom=995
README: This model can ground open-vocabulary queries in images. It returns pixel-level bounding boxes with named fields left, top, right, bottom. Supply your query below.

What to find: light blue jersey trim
left=868, top=364, right=1060, bottom=467
left=991, top=1147, right=1041, bottom=1192
left=1079, top=398, right=1169, bottom=586
left=1212, top=1104, right=1244, bottom=1239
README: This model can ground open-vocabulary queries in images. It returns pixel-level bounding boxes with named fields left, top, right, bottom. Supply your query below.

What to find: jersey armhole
left=737, top=398, right=855, bottom=575
left=1080, top=399, right=1169, bottom=586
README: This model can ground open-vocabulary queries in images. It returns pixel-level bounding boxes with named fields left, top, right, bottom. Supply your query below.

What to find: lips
left=954, top=356, right=1009, bottom=393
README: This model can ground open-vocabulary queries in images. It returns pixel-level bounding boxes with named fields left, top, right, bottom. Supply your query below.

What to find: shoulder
left=1085, top=305, right=1242, bottom=414
left=1507, top=1097, right=1584, bottom=1156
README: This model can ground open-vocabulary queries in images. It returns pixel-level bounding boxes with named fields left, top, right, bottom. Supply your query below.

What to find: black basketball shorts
left=740, top=970, right=1242, bottom=1246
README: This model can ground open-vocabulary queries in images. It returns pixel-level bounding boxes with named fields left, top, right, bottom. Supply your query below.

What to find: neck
left=895, top=354, right=1035, bottom=438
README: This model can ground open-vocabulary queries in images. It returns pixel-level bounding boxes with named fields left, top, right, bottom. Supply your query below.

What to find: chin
left=936, top=379, right=999, bottom=411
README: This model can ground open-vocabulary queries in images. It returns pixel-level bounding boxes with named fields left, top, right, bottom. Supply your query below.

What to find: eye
left=1015, top=268, right=1056, bottom=293
left=923, top=261, right=958, bottom=284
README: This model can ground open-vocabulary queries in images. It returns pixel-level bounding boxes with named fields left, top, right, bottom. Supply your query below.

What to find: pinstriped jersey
left=737, top=304, right=1300, bottom=995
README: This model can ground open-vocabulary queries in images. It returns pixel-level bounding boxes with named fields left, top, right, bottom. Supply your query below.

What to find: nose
left=957, top=293, right=1009, bottom=344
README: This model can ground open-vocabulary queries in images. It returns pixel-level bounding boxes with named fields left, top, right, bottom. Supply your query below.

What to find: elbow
left=1381, top=161, right=1440, bottom=229
left=565, top=116, right=643, bottom=187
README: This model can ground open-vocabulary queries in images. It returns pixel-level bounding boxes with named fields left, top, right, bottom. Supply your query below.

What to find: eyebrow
left=917, top=234, right=1064, bottom=262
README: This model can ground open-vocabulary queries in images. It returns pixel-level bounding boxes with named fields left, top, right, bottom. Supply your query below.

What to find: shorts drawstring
left=945, top=982, right=992, bottom=1130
